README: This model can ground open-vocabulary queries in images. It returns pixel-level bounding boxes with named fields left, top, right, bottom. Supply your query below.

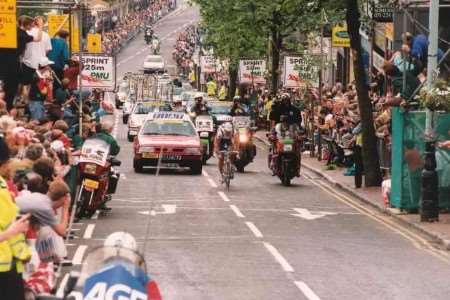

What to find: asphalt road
left=61, top=2, right=450, bottom=299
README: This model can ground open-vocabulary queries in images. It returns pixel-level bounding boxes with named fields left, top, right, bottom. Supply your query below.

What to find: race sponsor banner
left=239, top=59, right=266, bottom=84
left=283, top=56, right=319, bottom=88
left=80, top=55, right=116, bottom=90
left=87, top=33, right=102, bottom=53
left=0, top=0, right=17, bottom=48
left=332, top=23, right=350, bottom=48
left=200, top=55, right=216, bottom=73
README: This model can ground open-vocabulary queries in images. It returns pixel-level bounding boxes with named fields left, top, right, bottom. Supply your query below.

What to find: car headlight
left=185, top=147, right=201, bottom=155
left=84, top=163, right=97, bottom=175
left=239, top=134, right=249, bottom=143
left=139, top=146, right=156, bottom=153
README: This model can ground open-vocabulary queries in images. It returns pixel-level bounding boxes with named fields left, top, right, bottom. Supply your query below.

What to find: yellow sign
left=87, top=33, right=102, bottom=53
left=48, top=14, right=69, bottom=37
left=48, top=14, right=79, bottom=52
left=0, top=0, right=16, bottom=48
left=332, top=23, right=350, bottom=48
left=70, top=16, right=80, bottom=52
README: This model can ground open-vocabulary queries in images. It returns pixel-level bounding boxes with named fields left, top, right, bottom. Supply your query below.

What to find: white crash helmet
left=194, top=92, right=204, bottom=100
left=221, top=122, right=234, bottom=139
left=104, top=232, right=137, bottom=251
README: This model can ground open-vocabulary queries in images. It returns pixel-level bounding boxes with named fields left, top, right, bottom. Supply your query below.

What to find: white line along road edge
left=72, top=245, right=88, bottom=265
left=245, top=221, right=263, bottom=238
left=263, top=242, right=294, bottom=272
left=56, top=273, right=70, bottom=298
left=294, top=281, right=322, bottom=300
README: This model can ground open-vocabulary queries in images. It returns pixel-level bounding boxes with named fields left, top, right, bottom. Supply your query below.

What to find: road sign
left=239, top=59, right=266, bottom=85
left=80, top=55, right=115, bottom=91
left=0, top=0, right=16, bottom=49
left=291, top=208, right=337, bottom=220
left=48, top=14, right=69, bottom=37
left=283, top=56, right=320, bottom=88
left=332, top=23, right=350, bottom=48
left=371, top=3, right=394, bottom=23
left=138, top=205, right=177, bottom=216
left=70, top=16, right=80, bottom=52
left=87, top=33, right=102, bottom=53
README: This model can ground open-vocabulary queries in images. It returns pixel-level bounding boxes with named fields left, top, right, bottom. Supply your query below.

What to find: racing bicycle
left=220, top=150, right=238, bottom=190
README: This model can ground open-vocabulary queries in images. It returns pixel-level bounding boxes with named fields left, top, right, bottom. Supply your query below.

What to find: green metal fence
left=391, top=108, right=450, bottom=211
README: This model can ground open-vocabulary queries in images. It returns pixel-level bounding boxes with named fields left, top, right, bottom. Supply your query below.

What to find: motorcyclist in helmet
left=94, top=120, right=120, bottom=156
left=230, top=95, right=247, bottom=116
left=214, top=122, right=237, bottom=179
left=172, top=98, right=185, bottom=112
left=191, top=93, right=210, bottom=117
left=279, top=93, right=302, bottom=127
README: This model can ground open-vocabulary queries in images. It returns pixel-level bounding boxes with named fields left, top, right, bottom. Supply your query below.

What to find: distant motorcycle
left=76, top=138, right=121, bottom=218
left=152, top=38, right=161, bottom=54
left=233, top=116, right=257, bottom=172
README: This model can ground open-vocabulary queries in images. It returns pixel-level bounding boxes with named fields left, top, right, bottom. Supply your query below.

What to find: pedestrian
left=28, top=57, right=54, bottom=121
left=47, top=30, right=70, bottom=90
left=0, top=137, right=31, bottom=300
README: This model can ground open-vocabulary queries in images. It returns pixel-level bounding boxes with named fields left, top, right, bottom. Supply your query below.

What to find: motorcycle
left=76, top=138, right=121, bottom=218
left=195, top=115, right=215, bottom=165
left=233, top=116, right=257, bottom=172
left=144, top=29, right=153, bottom=45
left=36, top=232, right=162, bottom=300
left=151, top=38, right=160, bottom=54
left=268, top=131, right=300, bottom=186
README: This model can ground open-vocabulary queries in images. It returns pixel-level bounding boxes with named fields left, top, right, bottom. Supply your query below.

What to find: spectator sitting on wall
left=382, top=61, right=420, bottom=106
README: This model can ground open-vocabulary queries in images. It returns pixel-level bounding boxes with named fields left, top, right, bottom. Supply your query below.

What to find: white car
left=143, top=55, right=165, bottom=74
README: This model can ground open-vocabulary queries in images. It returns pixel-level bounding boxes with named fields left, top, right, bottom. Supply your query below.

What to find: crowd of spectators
left=173, top=25, right=199, bottom=76
left=102, top=0, right=175, bottom=55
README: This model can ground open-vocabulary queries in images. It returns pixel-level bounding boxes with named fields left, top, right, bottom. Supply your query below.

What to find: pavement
left=254, top=130, right=450, bottom=251
left=56, top=2, right=450, bottom=299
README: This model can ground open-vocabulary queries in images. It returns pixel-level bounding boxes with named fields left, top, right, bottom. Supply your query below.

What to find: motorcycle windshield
left=80, top=138, right=111, bottom=167
left=233, top=116, right=251, bottom=128
left=77, top=246, right=147, bottom=288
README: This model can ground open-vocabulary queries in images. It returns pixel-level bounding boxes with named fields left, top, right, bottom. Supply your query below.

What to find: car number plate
left=161, top=163, right=179, bottom=168
left=142, top=152, right=159, bottom=159
left=162, top=154, right=182, bottom=161
left=83, top=179, right=99, bottom=190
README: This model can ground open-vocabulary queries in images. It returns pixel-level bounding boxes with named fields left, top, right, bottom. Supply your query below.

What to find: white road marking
left=245, top=221, right=263, bottom=238
left=229, top=205, right=245, bottom=218
left=202, top=170, right=209, bottom=177
left=208, top=178, right=217, bottom=188
left=294, top=281, right=321, bottom=300
left=56, top=273, right=69, bottom=297
left=72, top=245, right=88, bottom=265
left=263, top=242, right=294, bottom=272
left=83, top=224, right=96, bottom=239
left=91, top=210, right=100, bottom=220
left=218, top=191, right=230, bottom=202
left=291, top=208, right=337, bottom=220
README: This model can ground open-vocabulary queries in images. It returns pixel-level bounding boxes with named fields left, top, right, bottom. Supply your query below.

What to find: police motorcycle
left=75, top=138, right=121, bottom=218
left=195, top=114, right=215, bottom=165
left=232, top=114, right=257, bottom=172
left=36, top=232, right=162, bottom=300
left=267, top=121, right=301, bottom=186
left=151, top=36, right=161, bottom=54
left=144, top=26, right=153, bottom=45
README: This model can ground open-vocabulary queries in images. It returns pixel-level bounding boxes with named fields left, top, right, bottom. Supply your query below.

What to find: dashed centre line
left=218, top=191, right=230, bottom=202
left=229, top=205, right=245, bottom=218
left=72, top=245, right=88, bottom=265
left=83, top=224, right=96, bottom=239
left=263, top=242, right=294, bottom=272
left=294, top=281, right=322, bottom=300
left=207, top=178, right=218, bottom=188
left=245, top=221, right=263, bottom=238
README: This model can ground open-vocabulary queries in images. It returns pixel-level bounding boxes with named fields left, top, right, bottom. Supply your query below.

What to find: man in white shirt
left=21, top=16, right=52, bottom=100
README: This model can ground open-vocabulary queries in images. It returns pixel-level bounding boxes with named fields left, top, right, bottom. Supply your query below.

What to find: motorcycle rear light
left=84, top=164, right=97, bottom=175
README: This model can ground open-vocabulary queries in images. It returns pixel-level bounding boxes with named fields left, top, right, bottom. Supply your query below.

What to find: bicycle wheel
left=225, top=160, right=231, bottom=190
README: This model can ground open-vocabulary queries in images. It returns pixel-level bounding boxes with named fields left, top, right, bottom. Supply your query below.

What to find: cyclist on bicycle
left=214, top=122, right=236, bottom=179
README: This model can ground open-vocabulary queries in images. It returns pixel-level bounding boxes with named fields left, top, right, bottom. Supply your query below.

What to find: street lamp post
left=421, top=0, right=439, bottom=222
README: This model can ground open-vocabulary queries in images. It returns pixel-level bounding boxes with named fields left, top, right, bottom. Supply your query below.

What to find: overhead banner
left=200, top=56, right=216, bottom=73
left=283, top=56, right=319, bottom=88
left=87, top=33, right=102, bottom=53
left=0, top=0, right=17, bottom=48
left=239, top=60, right=266, bottom=84
left=80, top=55, right=116, bottom=91
left=332, top=24, right=350, bottom=48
